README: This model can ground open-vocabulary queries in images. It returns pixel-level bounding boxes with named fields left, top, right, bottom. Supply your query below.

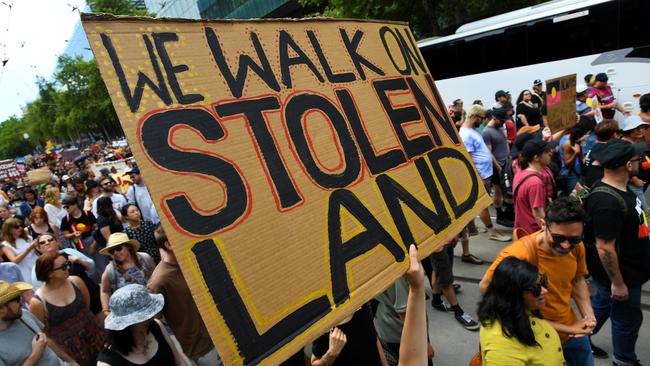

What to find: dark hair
left=97, top=196, right=119, bottom=224
left=472, top=99, right=483, bottom=106
left=105, top=321, right=154, bottom=355
left=568, top=126, right=588, bottom=145
left=477, top=257, right=540, bottom=346
left=584, top=74, right=593, bottom=84
left=35, top=251, right=62, bottom=282
left=595, top=119, right=620, bottom=141
left=516, top=89, right=531, bottom=105
left=154, top=225, right=170, bottom=252
left=99, top=176, right=116, bottom=186
left=23, top=188, right=37, bottom=198
left=545, top=196, right=587, bottom=226
left=121, top=203, right=140, bottom=221
left=641, top=93, right=650, bottom=113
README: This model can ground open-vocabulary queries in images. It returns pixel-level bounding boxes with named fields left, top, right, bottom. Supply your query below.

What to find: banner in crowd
left=82, top=14, right=491, bottom=365
left=545, top=74, right=577, bottom=133
left=0, top=159, right=21, bottom=180
left=91, top=158, right=136, bottom=193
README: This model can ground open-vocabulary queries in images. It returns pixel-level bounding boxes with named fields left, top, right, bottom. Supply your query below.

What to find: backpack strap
left=589, top=185, right=628, bottom=214
left=520, top=234, right=539, bottom=267
left=513, top=172, right=543, bottom=202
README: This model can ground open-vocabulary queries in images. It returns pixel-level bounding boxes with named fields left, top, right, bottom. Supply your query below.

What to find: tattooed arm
left=595, top=238, right=628, bottom=300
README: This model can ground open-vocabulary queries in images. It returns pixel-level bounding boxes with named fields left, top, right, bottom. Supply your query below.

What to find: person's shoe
left=453, top=283, right=462, bottom=293
left=590, top=341, right=608, bottom=359
left=455, top=312, right=480, bottom=331
left=432, top=300, right=454, bottom=313
left=461, top=254, right=485, bottom=265
left=488, top=230, right=512, bottom=242
left=496, top=216, right=514, bottom=227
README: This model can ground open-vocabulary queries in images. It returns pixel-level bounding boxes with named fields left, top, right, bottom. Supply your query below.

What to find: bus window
left=423, top=42, right=459, bottom=80
left=619, top=0, right=650, bottom=49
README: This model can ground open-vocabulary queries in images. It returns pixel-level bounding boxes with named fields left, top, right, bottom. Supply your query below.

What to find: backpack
left=500, top=156, right=515, bottom=197
left=512, top=171, right=543, bottom=204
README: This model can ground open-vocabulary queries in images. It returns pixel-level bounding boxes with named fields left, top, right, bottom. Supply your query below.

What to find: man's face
left=536, top=149, right=552, bottom=166
left=472, top=113, right=486, bottom=128
left=544, top=222, right=584, bottom=256
left=497, top=95, right=507, bottom=103
left=74, top=182, right=85, bottom=193
left=0, top=206, right=10, bottom=219
left=628, top=156, right=641, bottom=177
left=594, top=81, right=606, bottom=89
left=129, top=173, right=141, bottom=185
left=0, top=297, right=23, bottom=322
left=630, top=125, right=649, bottom=141
left=533, top=84, right=542, bottom=93
left=100, top=179, right=114, bottom=193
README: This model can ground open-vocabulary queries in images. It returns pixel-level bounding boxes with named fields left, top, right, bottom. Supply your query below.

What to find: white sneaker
left=489, top=230, right=512, bottom=242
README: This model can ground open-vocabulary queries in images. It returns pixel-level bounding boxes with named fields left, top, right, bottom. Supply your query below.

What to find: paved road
left=428, top=221, right=650, bottom=366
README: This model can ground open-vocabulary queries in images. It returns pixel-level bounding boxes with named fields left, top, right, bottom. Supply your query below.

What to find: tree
left=87, top=0, right=151, bottom=16
left=299, top=0, right=545, bottom=38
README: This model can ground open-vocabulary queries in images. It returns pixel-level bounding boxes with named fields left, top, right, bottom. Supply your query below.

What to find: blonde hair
left=44, top=187, right=61, bottom=207
left=1, top=217, right=28, bottom=247
left=466, top=104, right=486, bottom=118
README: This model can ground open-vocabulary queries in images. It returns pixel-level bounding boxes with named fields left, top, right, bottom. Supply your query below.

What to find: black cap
left=595, top=72, right=608, bottom=82
left=511, top=133, right=537, bottom=158
left=521, top=139, right=558, bottom=159
left=594, top=140, right=648, bottom=169
left=61, top=195, right=78, bottom=207
left=533, top=79, right=543, bottom=86
left=99, top=167, right=110, bottom=175
left=491, top=107, right=509, bottom=121
left=126, top=166, right=140, bottom=175
left=495, top=90, right=508, bottom=98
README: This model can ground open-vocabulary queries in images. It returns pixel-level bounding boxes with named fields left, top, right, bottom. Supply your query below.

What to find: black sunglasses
left=108, top=245, right=124, bottom=255
left=51, top=261, right=70, bottom=272
left=547, top=228, right=582, bottom=246
left=38, top=237, right=56, bottom=245
left=527, top=273, right=548, bottom=297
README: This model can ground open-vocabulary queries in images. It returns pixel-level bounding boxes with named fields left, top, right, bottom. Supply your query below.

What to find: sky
left=0, top=0, right=87, bottom=122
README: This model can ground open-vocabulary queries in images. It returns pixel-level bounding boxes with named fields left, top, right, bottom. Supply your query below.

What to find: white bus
left=418, top=0, right=650, bottom=118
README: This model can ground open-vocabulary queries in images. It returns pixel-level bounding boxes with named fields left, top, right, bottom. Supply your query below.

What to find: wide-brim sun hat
left=104, top=284, right=164, bottom=331
left=0, top=281, right=32, bottom=306
left=100, top=232, right=140, bottom=256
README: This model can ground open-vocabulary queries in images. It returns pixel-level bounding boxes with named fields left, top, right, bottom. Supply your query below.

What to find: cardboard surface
left=546, top=74, right=577, bottom=133
left=81, top=14, right=491, bottom=366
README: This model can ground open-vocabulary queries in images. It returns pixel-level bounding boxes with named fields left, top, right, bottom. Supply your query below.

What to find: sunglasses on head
left=527, top=273, right=548, bottom=297
left=549, top=230, right=583, bottom=246
left=108, top=245, right=125, bottom=255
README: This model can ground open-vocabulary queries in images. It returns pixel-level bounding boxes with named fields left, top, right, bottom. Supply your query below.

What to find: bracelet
left=102, top=309, right=111, bottom=315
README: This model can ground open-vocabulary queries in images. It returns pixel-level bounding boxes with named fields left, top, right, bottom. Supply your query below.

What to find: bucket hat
left=104, top=284, right=164, bottom=331
left=100, top=232, right=140, bottom=256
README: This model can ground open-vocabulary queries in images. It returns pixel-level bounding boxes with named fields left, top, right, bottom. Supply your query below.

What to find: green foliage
left=300, top=0, right=545, bottom=38
left=87, top=0, right=151, bottom=16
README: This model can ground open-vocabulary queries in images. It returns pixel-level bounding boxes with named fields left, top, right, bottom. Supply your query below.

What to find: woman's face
left=523, top=90, right=532, bottom=102
left=522, top=275, right=548, bottom=310
left=0, top=206, right=10, bottom=219
left=48, top=256, right=70, bottom=281
left=11, top=223, right=23, bottom=239
left=32, top=215, right=45, bottom=225
left=24, top=192, right=35, bottom=201
left=126, top=205, right=141, bottom=222
left=110, top=244, right=131, bottom=263
left=38, top=235, right=59, bottom=253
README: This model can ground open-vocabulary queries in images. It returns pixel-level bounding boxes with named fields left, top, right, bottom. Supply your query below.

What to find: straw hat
left=100, top=232, right=140, bottom=256
left=0, top=281, right=32, bottom=306
left=104, top=284, right=164, bottom=331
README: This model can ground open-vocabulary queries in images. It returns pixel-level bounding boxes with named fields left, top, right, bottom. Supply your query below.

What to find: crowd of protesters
left=0, top=71, right=649, bottom=366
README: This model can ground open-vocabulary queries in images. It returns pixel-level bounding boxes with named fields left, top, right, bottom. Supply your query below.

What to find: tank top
left=28, top=223, right=55, bottom=239
left=97, top=321, right=175, bottom=366
left=559, top=135, right=582, bottom=175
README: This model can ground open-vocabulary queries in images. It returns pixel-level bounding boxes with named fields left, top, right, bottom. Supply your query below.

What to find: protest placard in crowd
left=82, top=14, right=491, bottom=365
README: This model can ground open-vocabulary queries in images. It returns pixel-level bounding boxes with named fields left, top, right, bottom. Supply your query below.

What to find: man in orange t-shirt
left=479, top=197, right=596, bottom=366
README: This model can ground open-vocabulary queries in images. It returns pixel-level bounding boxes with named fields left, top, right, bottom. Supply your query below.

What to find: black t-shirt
left=60, top=211, right=97, bottom=240
left=581, top=143, right=606, bottom=188
left=312, top=305, right=382, bottom=366
left=516, top=102, right=543, bottom=129
left=584, top=182, right=650, bottom=287
left=95, top=215, right=124, bottom=247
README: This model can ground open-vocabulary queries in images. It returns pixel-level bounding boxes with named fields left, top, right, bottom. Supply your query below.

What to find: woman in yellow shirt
left=478, top=256, right=566, bottom=365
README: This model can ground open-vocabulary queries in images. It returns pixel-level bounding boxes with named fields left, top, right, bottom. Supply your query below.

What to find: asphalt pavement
left=427, top=217, right=650, bottom=366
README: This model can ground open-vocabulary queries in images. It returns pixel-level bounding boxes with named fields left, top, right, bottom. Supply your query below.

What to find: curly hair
left=545, top=196, right=587, bottom=226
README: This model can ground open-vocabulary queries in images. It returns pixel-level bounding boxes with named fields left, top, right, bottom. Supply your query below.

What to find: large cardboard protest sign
left=546, top=74, right=577, bottom=133
left=82, top=14, right=491, bottom=365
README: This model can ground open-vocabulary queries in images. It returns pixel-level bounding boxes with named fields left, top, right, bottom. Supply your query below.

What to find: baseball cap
left=521, top=139, right=558, bottom=159
left=495, top=90, right=508, bottom=98
left=576, top=84, right=589, bottom=94
left=533, top=79, right=543, bottom=86
left=491, top=107, right=509, bottom=121
left=126, top=166, right=140, bottom=175
left=62, top=195, right=78, bottom=207
left=620, top=115, right=650, bottom=132
left=595, top=73, right=608, bottom=82
left=594, top=140, right=648, bottom=169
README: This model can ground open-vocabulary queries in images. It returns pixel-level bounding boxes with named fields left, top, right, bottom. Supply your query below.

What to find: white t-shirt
left=1, top=237, right=37, bottom=286
left=44, top=203, right=67, bottom=229
left=91, top=193, right=127, bottom=219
